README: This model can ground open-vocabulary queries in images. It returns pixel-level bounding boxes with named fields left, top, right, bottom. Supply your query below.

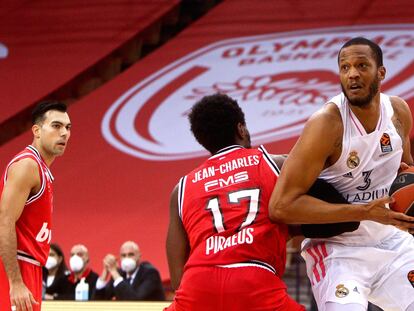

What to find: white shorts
left=301, top=230, right=414, bottom=311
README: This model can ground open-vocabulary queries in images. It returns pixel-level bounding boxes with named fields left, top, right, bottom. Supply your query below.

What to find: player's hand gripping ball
left=389, top=166, right=414, bottom=216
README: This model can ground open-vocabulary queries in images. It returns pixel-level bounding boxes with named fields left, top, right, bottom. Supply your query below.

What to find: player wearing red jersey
left=165, top=94, right=304, bottom=311
left=0, top=102, right=71, bottom=311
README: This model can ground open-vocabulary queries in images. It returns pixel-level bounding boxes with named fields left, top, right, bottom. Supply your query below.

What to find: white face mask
left=121, top=257, right=137, bottom=273
left=45, top=256, right=58, bottom=270
left=70, top=255, right=84, bottom=272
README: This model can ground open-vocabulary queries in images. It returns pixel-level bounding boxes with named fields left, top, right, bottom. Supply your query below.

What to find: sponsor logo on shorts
left=380, top=133, right=393, bottom=153
left=346, top=151, right=360, bottom=169
left=353, top=286, right=360, bottom=294
left=408, top=270, right=414, bottom=288
left=102, top=25, right=414, bottom=161
left=335, top=284, right=349, bottom=298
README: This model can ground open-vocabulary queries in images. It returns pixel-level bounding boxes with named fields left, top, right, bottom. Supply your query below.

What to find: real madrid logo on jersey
left=347, top=151, right=360, bottom=169
left=335, top=284, right=349, bottom=298
left=380, top=132, right=393, bottom=153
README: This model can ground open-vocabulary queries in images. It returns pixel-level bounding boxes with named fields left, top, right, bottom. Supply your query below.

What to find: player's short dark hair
left=32, top=101, right=67, bottom=125
left=338, top=37, right=383, bottom=67
left=189, top=93, right=246, bottom=154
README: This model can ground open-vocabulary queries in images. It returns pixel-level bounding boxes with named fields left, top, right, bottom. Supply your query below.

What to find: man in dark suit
left=94, top=241, right=165, bottom=301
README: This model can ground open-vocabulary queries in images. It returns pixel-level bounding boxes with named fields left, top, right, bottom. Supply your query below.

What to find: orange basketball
left=389, top=166, right=414, bottom=216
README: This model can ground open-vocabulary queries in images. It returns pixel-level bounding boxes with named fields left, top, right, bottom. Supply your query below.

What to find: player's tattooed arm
left=391, top=96, right=413, bottom=166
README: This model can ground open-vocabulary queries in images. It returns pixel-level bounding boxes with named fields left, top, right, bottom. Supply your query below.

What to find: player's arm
left=270, top=153, right=359, bottom=238
left=269, top=154, right=302, bottom=238
left=269, top=105, right=414, bottom=228
left=391, top=96, right=414, bottom=166
left=166, top=184, right=189, bottom=290
left=0, top=159, right=40, bottom=311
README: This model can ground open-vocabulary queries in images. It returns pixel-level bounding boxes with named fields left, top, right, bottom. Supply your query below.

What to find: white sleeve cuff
left=113, top=277, right=124, bottom=287
left=96, top=278, right=108, bottom=290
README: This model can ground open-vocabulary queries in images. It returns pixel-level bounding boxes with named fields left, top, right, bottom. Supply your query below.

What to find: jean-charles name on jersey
left=192, top=155, right=260, bottom=183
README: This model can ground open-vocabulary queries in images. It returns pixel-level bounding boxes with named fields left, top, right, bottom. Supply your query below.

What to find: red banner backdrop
left=0, top=0, right=179, bottom=123
left=0, top=0, right=413, bottom=279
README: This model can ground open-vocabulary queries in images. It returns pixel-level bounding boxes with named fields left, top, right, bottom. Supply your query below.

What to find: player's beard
left=341, top=76, right=379, bottom=108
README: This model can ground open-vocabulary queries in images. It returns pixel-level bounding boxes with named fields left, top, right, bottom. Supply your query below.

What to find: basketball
left=389, top=166, right=414, bottom=216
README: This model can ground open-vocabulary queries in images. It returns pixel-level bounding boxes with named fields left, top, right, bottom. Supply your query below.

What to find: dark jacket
left=94, top=261, right=165, bottom=301
left=42, top=267, right=73, bottom=300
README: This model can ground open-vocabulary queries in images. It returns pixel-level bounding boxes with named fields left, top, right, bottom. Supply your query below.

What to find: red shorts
left=0, top=259, right=42, bottom=311
left=164, top=266, right=305, bottom=311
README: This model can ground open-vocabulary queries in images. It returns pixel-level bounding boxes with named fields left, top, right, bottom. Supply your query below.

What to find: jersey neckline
left=208, top=145, right=245, bottom=160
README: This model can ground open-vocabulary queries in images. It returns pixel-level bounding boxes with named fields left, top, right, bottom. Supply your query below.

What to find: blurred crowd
left=43, top=241, right=165, bottom=301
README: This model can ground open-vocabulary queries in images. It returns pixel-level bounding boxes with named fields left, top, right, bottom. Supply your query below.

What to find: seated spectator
left=42, top=243, right=72, bottom=300
left=94, top=241, right=165, bottom=301
left=66, top=244, right=98, bottom=300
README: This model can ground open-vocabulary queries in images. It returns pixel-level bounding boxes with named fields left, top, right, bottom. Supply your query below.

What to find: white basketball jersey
left=317, top=93, right=403, bottom=246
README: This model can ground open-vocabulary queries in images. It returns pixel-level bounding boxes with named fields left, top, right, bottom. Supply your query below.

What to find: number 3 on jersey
left=206, top=188, right=260, bottom=233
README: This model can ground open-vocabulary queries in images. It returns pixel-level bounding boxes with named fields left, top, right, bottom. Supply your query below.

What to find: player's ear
left=378, top=65, right=386, bottom=81
left=32, top=124, right=41, bottom=139
left=236, top=122, right=247, bottom=139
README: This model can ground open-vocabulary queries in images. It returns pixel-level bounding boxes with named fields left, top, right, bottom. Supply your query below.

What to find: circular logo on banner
left=102, top=25, right=414, bottom=161
left=0, top=43, right=8, bottom=59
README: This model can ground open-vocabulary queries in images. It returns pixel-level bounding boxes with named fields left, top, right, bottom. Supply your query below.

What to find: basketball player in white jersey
left=270, top=37, right=414, bottom=311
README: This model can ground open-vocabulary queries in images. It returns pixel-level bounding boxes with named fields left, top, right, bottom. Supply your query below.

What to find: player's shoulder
left=171, top=182, right=179, bottom=196
left=389, top=95, right=411, bottom=115
left=305, top=102, right=343, bottom=134
left=245, top=146, right=272, bottom=167
left=6, top=157, right=40, bottom=185
left=8, top=156, right=39, bottom=172
left=312, top=102, right=341, bottom=120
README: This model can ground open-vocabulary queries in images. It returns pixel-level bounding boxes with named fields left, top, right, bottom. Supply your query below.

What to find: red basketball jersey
left=1, top=145, right=54, bottom=266
left=179, top=145, right=288, bottom=276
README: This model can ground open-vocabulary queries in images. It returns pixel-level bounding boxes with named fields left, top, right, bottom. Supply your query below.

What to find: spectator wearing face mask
left=66, top=244, right=98, bottom=300
left=42, top=243, right=72, bottom=300
left=94, top=241, right=165, bottom=301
